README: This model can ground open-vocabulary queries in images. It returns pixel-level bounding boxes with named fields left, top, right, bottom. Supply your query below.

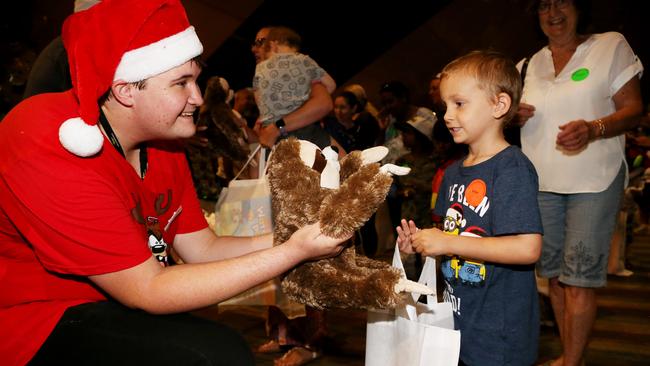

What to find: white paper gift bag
left=365, top=246, right=460, bottom=366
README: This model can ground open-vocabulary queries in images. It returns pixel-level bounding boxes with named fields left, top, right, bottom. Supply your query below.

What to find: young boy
left=253, top=26, right=336, bottom=146
left=397, top=50, right=543, bottom=366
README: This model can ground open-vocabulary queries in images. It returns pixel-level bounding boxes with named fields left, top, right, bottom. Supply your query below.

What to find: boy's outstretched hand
left=396, top=219, right=418, bottom=254
left=411, top=227, right=449, bottom=257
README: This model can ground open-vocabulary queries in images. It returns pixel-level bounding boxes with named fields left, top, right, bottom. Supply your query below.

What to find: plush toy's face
left=297, top=140, right=340, bottom=189
left=296, top=140, right=406, bottom=191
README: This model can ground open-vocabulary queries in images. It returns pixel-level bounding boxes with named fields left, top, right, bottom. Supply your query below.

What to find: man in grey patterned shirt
left=252, top=26, right=335, bottom=148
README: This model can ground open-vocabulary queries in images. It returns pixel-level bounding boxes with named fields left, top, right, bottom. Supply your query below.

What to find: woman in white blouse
left=517, top=1, right=643, bottom=365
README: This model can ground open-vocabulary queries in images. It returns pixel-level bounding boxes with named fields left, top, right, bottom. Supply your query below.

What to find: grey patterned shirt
left=253, top=52, right=326, bottom=126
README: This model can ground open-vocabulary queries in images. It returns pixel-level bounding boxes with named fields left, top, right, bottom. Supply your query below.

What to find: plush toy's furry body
left=267, top=138, right=403, bottom=309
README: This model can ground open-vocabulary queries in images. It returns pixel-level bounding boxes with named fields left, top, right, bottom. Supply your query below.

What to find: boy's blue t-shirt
left=433, top=145, right=543, bottom=366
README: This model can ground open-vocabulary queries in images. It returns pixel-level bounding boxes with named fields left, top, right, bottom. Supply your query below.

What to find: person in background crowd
left=517, top=1, right=643, bottom=365
left=322, top=90, right=380, bottom=256
left=428, top=72, right=446, bottom=121
left=233, top=87, right=260, bottom=131
left=377, top=80, right=436, bottom=231
left=186, top=76, right=251, bottom=201
left=344, top=83, right=380, bottom=119
left=22, top=0, right=101, bottom=99
left=252, top=26, right=334, bottom=149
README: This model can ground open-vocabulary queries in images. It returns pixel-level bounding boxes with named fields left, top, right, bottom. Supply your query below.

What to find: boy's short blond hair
left=441, top=50, right=521, bottom=126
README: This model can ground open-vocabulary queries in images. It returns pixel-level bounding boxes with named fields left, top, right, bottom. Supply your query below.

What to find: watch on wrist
left=275, top=118, right=288, bottom=137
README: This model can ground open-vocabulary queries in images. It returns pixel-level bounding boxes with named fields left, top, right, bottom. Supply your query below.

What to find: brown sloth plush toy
left=266, top=138, right=431, bottom=310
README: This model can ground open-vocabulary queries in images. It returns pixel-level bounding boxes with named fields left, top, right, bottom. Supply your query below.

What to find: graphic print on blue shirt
left=440, top=196, right=488, bottom=287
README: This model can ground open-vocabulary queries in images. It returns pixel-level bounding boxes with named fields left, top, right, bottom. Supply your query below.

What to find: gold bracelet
left=594, top=119, right=606, bottom=138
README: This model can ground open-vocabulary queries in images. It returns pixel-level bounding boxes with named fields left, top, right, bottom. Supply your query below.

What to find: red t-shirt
left=0, top=92, right=207, bottom=365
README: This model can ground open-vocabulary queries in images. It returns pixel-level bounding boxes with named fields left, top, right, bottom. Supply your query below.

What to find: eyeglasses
left=252, top=37, right=267, bottom=47
left=537, top=0, right=571, bottom=13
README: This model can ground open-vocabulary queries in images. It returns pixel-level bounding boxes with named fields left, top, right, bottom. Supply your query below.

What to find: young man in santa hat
left=0, top=1, right=348, bottom=365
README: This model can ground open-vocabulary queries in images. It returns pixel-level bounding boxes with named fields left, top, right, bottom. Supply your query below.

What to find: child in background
left=395, top=116, right=436, bottom=230
left=430, top=117, right=467, bottom=226
left=394, top=116, right=437, bottom=276
left=396, top=50, right=543, bottom=366
left=253, top=26, right=335, bottom=146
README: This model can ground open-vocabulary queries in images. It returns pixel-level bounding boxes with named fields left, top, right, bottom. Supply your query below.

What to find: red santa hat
left=59, top=0, right=203, bottom=157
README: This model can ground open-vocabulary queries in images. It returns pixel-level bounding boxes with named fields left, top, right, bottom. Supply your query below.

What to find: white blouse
left=519, top=32, right=643, bottom=193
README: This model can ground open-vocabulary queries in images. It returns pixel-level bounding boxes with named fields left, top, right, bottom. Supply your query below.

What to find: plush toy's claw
left=380, top=164, right=411, bottom=176
left=394, top=278, right=434, bottom=295
left=361, top=146, right=389, bottom=164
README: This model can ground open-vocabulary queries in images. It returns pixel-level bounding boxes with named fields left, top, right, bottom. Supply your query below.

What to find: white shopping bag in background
left=214, top=145, right=273, bottom=237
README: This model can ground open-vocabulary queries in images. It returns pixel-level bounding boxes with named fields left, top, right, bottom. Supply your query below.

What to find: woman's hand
left=515, top=103, right=536, bottom=126
left=557, top=119, right=591, bottom=151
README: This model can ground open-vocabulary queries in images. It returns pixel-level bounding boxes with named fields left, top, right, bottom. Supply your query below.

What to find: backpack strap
left=520, top=57, right=531, bottom=86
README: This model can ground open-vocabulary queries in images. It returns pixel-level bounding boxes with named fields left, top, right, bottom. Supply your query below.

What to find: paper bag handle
left=233, top=144, right=263, bottom=181
left=419, top=256, right=438, bottom=305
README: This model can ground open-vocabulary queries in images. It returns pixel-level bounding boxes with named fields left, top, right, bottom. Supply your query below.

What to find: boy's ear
left=110, top=80, right=136, bottom=107
left=492, top=92, right=511, bottom=119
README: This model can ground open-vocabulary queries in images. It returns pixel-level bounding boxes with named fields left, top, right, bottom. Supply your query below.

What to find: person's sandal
left=273, top=346, right=321, bottom=366
left=256, top=339, right=282, bottom=354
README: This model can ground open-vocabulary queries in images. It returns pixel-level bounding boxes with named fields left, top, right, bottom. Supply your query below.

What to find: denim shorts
left=536, top=163, right=625, bottom=288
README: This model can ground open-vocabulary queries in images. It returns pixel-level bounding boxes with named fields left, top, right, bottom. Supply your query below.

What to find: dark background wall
left=2, top=0, right=647, bottom=115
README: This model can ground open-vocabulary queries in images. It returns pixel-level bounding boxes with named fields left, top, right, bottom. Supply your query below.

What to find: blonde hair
left=344, top=83, right=380, bottom=118
left=266, top=26, right=301, bottom=50
left=441, top=50, right=521, bottom=126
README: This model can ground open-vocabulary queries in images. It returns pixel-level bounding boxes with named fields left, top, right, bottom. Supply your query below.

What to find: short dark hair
left=441, top=50, right=521, bottom=126
left=335, top=91, right=361, bottom=113
left=380, top=81, right=410, bottom=101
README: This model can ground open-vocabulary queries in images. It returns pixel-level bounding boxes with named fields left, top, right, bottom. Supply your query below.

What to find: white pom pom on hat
left=58, top=0, right=203, bottom=157
left=59, top=118, right=105, bottom=157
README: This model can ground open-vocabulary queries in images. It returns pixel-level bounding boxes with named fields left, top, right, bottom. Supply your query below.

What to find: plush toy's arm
left=339, top=151, right=362, bottom=182
left=267, top=138, right=326, bottom=246
left=319, top=163, right=392, bottom=238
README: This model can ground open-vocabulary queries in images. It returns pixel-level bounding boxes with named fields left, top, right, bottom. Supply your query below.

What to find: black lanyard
left=98, top=109, right=148, bottom=179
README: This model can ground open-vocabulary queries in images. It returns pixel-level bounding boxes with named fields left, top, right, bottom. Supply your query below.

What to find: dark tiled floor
left=195, top=232, right=650, bottom=365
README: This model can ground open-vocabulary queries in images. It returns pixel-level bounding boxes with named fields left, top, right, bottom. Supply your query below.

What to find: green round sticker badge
left=571, top=68, right=589, bottom=81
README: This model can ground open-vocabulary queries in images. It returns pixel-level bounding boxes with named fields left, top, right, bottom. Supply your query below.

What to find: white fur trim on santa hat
left=59, top=117, right=104, bottom=157
left=114, top=26, right=203, bottom=82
